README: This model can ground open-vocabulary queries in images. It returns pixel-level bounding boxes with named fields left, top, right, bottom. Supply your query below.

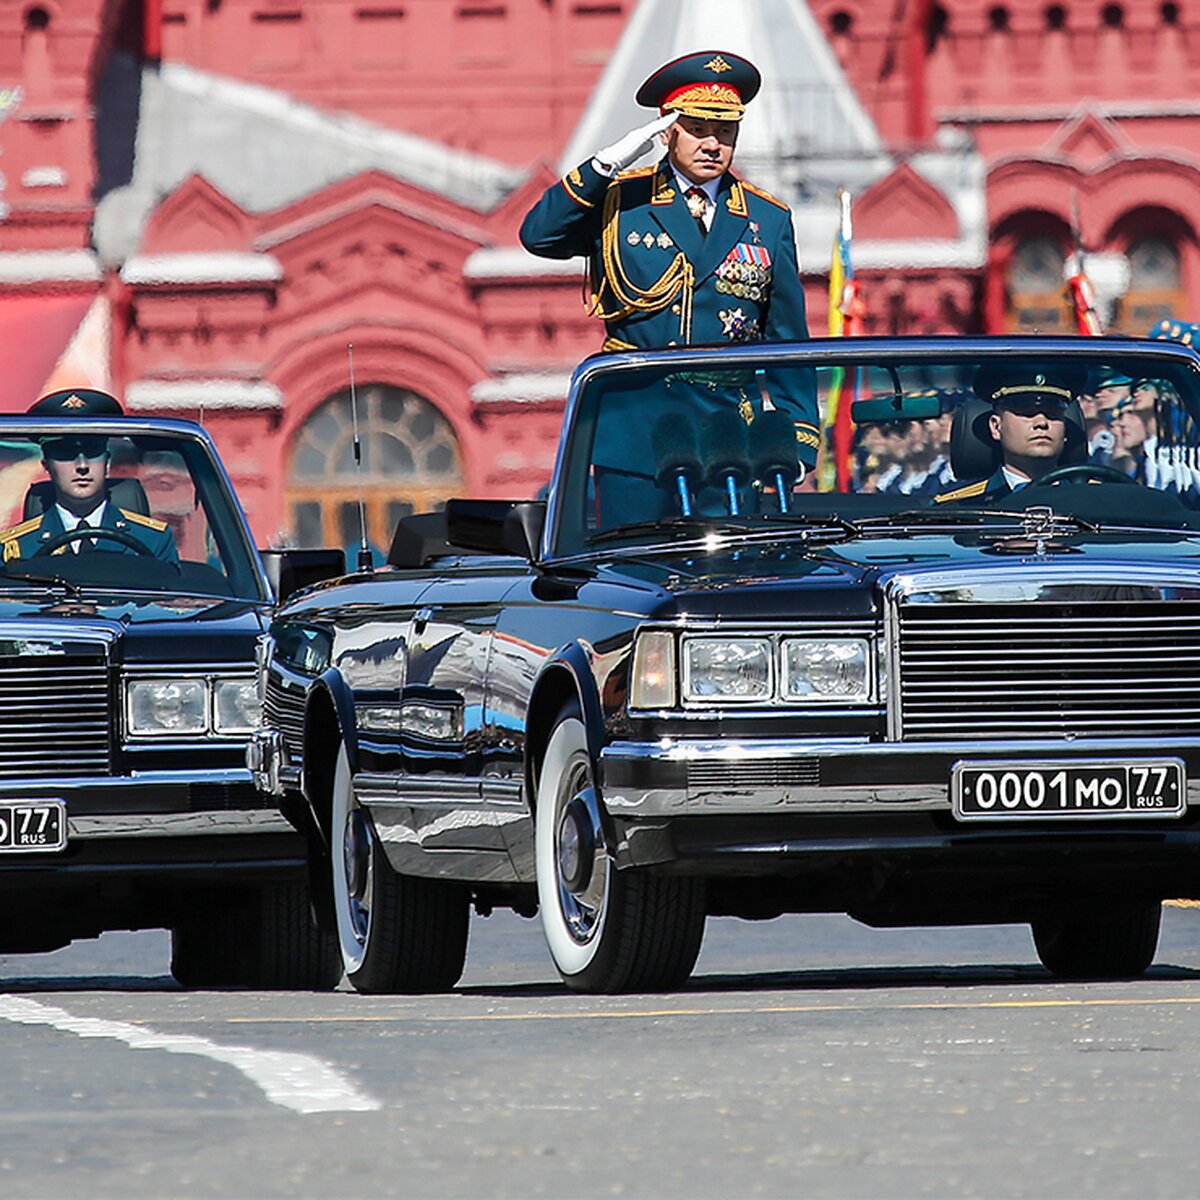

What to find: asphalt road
left=3, top=906, right=1200, bottom=1199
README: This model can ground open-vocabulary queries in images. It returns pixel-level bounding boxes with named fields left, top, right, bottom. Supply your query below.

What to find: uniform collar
left=55, top=500, right=108, bottom=531
left=670, top=169, right=720, bottom=205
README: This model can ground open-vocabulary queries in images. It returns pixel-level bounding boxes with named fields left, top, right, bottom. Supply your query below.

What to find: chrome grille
left=0, top=655, right=112, bottom=776
left=896, top=601, right=1200, bottom=741
left=688, top=759, right=820, bottom=792
left=264, top=674, right=305, bottom=762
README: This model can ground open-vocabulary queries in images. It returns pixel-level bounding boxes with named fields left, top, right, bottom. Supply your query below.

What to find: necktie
left=684, top=186, right=708, bottom=237
left=77, top=516, right=94, bottom=553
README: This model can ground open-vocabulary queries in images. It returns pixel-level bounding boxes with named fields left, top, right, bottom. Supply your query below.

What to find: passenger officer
left=520, top=50, right=819, bottom=477
left=0, top=389, right=178, bottom=563
left=936, top=363, right=1087, bottom=503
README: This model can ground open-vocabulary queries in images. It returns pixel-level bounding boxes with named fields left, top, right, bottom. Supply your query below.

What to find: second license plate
left=952, top=760, right=1185, bottom=820
left=0, top=800, right=66, bottom=851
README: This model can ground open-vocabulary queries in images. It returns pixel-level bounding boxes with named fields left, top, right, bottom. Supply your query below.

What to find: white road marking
left=0, top=995, right=380, bottom=1114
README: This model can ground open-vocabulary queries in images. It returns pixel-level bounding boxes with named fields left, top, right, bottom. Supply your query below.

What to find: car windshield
left=0, top=426, right=264, bottom=599
left=552, top=343, right=1200, bottom=556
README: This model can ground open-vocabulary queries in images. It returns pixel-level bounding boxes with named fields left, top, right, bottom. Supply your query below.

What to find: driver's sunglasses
left=1000, top=401, right=1068, bottom=420
left=43, top=437, right=108, bottom=462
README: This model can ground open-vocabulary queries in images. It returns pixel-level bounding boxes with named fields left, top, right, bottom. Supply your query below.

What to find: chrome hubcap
left=342, top=804, right=373, bottom=944
left=555, top=757, right=608, bottom=944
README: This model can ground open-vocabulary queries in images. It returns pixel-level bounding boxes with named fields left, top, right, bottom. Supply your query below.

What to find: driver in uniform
left=935, top=363, right=1087, bottom=503
left=0, top=389, right=177, bottom=564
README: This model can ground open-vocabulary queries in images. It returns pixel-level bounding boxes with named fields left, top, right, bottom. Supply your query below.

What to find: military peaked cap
left=973, top=361, right=1085, bottom=411
left=636, top=51, right=761, bottom=122
left=28, top=388, right=124, bottom=416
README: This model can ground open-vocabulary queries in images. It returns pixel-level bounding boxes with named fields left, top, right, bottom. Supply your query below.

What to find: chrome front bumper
left=600, top=737, right=1200, bottom=816
left=0, top=767, right=292, bottom=840
left=247, top=729, right=289, bottom=796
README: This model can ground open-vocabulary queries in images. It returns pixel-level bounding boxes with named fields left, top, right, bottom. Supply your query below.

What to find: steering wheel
left=34, top=526, right=156, bottom=557
left=1022, top=463, right=1138, bottom=489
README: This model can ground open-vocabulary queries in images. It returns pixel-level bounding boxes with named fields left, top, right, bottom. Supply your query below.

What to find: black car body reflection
left=254, top=336, right=1200, bottom=994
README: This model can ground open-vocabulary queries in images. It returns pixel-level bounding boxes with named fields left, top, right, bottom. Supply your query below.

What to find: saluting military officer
left=520, top=49, right=818, bottom=471
left=0, top=389, right=178, bottom=564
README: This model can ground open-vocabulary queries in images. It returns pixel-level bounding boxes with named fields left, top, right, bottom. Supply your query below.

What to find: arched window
left=286, top=384, right=463, bottom=552
left=1117, top=236, right=1182, bottom=332
left=1006, top=236, right=1070, bottom=332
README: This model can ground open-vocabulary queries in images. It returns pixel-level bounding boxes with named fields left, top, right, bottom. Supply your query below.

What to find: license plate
left=952, top=760, right=1185, bottom=820
left=0, top=800, right=67, bottom=851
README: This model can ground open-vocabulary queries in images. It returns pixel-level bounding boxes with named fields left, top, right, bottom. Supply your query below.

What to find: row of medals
left=716, top=259, right=770, bottom=301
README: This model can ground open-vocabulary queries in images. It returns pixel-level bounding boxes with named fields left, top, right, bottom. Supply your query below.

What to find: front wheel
left=170, top=880, right=341, bottom=991
left=330, top=743, right=468, bottom=994
left=535, top=710, right=705, bottom=994
left=1031, top=900, right=1161, bottom=980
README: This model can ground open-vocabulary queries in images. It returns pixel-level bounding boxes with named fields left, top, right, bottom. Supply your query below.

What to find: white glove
left=592, top=113, right=678, bottom=177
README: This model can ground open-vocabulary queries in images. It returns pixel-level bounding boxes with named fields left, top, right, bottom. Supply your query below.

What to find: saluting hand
left=592, top=112, right=678, bottom=177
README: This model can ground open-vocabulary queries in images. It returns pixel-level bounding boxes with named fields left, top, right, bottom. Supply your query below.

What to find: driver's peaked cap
left=28, top=389, right=124, bottom=416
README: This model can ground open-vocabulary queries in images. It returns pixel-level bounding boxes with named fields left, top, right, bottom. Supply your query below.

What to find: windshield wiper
left=755, top=511, right=864, bottom=539
left=587, top=517, right=757, bottom=545
left=0, top=571, right=81, bottom=595
left=587, top=511, right=866, bottom=547
left=855, top=507, right=1101, bottom=534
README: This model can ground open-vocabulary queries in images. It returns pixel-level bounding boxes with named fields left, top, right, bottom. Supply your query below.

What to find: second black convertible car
left=253, top=336, right=1200, bottom=994
left=0, top=402, right=338, bottom=988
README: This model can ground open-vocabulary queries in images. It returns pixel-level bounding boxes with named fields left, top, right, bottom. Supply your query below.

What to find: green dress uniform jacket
left=933, top=469, right=1015, bottom=504
left=520, top=157, right=819, bottom=466
left=0, top=504, right=179, bottom=563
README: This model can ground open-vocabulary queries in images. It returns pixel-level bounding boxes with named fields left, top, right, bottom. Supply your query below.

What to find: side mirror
left=259, top=547, right=345, bottom=604
left=445, top=499, right=545, bottom=560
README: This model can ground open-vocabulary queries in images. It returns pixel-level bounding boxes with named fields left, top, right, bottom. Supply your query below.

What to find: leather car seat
left=23, top=476, right=151, bottom=520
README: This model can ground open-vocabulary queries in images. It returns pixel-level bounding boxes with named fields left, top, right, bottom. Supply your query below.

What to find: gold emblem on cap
left=705, top=56, right=732, bottom=73
left=62, top=394, right=86, bottom=410
left=1034, top=373, right=1045, bottom=385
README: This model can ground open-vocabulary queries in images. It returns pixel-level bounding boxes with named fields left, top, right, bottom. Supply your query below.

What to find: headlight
left=781, top=638, right=870, bottom=702
left=682, top=637, right=772, bottom=703
left=213, top=678, right=262, bottom=734
left=127, top=679, right=207, bottom=735
left=630, top=630, right=676, bottom=709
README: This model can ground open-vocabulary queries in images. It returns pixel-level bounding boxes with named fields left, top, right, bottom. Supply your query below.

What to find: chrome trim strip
left=68, top=810, right=292, bottom=839
left=0, top=767, right=255, bottom=795
left=356, top=773, right=524, bottom=809
left=884, top=562, right=1200, bottom=604
left=883, top=588, right=902, bottom=742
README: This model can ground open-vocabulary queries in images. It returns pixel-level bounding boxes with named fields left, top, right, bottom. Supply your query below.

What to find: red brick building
left=0, top=0, right=1196, bottom=546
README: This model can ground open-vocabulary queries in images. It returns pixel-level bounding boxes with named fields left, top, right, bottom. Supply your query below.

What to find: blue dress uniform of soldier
left=0, top=388, right=178, bottom=564
left=520, top=51, right=820, bottom=472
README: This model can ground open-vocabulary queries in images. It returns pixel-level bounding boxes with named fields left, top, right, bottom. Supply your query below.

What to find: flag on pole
left=1066, top=192, right=1102, bottom=336
left=819, top=189, right=863, bottom=491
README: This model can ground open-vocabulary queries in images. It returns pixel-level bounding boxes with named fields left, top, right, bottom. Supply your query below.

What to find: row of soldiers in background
left=849, top=362, right=1200, bottom=500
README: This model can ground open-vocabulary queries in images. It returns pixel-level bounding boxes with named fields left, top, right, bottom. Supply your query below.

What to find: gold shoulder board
left=742, top=181, right=788, bottom=211
left=0, top=515, right=42, bottom=541
left=120, top=509, right=169, bottom=532
left=934, top=479, right=988, bottom=504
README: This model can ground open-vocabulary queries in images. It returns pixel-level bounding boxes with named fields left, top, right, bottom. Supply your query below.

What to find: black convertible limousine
left=251, top=335, right=1200, bottom=994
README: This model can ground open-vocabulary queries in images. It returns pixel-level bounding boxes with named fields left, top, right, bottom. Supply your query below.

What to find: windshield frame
left=543, top=335, right=1200, bottom=562
left=0, top=415, right=272, bottom=603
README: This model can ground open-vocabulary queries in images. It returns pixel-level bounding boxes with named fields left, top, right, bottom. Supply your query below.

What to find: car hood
left=0, top=590, right=266, bottom=657
left=592, top=527, right=1200, bottom=619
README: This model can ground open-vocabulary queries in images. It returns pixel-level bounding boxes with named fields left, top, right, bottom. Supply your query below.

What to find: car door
left=398, top=558, right=527, bottom=861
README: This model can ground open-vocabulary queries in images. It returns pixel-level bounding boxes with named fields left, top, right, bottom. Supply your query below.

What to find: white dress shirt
left=55, top=501, right=107, bottom=552
left=672, top=171, right=719, bottom=231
